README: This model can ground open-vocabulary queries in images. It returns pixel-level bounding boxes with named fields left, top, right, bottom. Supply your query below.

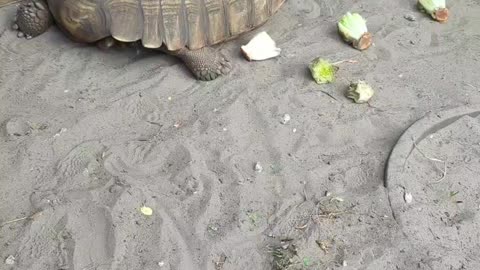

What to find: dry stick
left=302, top=181, right=309, bottom=201
left=411, top=137, right=447, bottom=183
left=319, top=90, right=338, bottom=101
left=464, top=82, right=478, bottom=91
left=0, top=212, right=42, bottom=227
left=294, top=223, right=309, bottom=230
left=332, top=59, right=358, bottom=65
left=0, top=217, right=29, bottom=227
left=315, top=210, right=348, bottom=219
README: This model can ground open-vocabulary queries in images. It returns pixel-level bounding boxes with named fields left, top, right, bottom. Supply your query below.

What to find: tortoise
left=12, top=0, right=285, bottom=81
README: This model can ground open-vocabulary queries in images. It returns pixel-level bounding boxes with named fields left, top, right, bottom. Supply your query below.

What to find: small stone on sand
left=281, top=114, right=291, bottom=124
left=404, top=14, right=416, bottom=21
left=5, top=255, right=15, bottom=265
left=254, top=162, right=263, bottom=172
left=404, top=192, right=413, bottom=204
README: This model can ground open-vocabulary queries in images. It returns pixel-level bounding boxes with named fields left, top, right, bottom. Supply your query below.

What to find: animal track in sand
left=14, top=208, right=70, bottom=269
left=66, top=204, right=115, bottom=270
left=15, top=140, right=117, bottom=269
left=103, top=140, right=164, bottom=177
left=103, top=141, right=211, bottom=203
left=102, top=141, right=212, bottom=268
left=56, top=140, right=106, bottom=178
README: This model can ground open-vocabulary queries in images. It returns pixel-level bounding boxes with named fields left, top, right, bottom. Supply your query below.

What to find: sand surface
left=1, top=0, right=480, bottom=269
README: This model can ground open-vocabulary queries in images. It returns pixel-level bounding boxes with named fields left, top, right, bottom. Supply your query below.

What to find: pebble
left=5, top=255, right=15, bottom=265
left=158, top=261, right=165, bottom=267
left=281, top=114, right=291, bottom=125
left=404, top=192, right=413, bottom=204
left=331, top=197, right=344, bottom=202
left=254, top=162, right=263, bottom=173
left=6, top=118, right=31, bottom=136
left=404, top=14, right=416, bottom=21
left=53, top=128, right=67, bottom=138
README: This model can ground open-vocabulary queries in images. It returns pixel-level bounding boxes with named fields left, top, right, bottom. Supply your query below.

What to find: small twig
left=315, top=211, right=348, bottom=219
left=463, top=82, right=478, bottom=91
left=302, top=181, right=309, bottom=201
left=319, top=90, right=338, bottom=101
left=412, top=137, right=447, bottom=183
left=294, top=223, right=309, bottom=230
left=0, top=212, right=42, bottom=227
left=1, top=217, right=29, bottom=226
left=332, top=59, right=358, bottom=65
left=431, top=161, right=447, bottom=183
left=412, top=139, right=444, bottom=162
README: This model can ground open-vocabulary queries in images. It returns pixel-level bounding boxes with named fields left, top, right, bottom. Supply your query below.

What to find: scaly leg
left=172, top=47, right=232, bottom=81
left=13, top=0, right=53, bottom=39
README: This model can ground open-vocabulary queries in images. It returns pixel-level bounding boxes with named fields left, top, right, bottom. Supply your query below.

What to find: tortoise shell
left=46, top=0, right=285, bottom=51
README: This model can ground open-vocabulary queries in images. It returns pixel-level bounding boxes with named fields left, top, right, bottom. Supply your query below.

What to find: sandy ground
left=1, top=0, right=480, bottom=269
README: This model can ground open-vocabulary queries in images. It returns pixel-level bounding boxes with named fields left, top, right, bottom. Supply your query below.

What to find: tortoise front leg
left=171, top=47, right=232, bottom=81
left=13, top=0, right=53, bottom=39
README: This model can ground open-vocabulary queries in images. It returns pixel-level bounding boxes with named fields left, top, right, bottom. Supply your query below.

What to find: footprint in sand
left=103, top=141, right=199, bottom=191
left=103, top=140, right=248, bottom=267
left=4, top=117, right=31, bottom=137
left=17, top=200, right=116, bottom=270
left=55, top=140, right=110, bottom=190
left=119, top=92, right=165, bottom=126
left=103, top=140, right=163, bottom=177
left=15, top=140, right=117, bottom=269
left=29, top=140, right=110, bottom=210
left=65, top=203, right=115, bottom=270
left=14, top=209, right=70, bottom=269
left=103, top=141, right=208, bottom=268
left=56, top=140, right=106, bottom=177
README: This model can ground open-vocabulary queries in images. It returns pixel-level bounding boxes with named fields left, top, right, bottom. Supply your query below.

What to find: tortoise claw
left=176, top=47, right=233, bottom=81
